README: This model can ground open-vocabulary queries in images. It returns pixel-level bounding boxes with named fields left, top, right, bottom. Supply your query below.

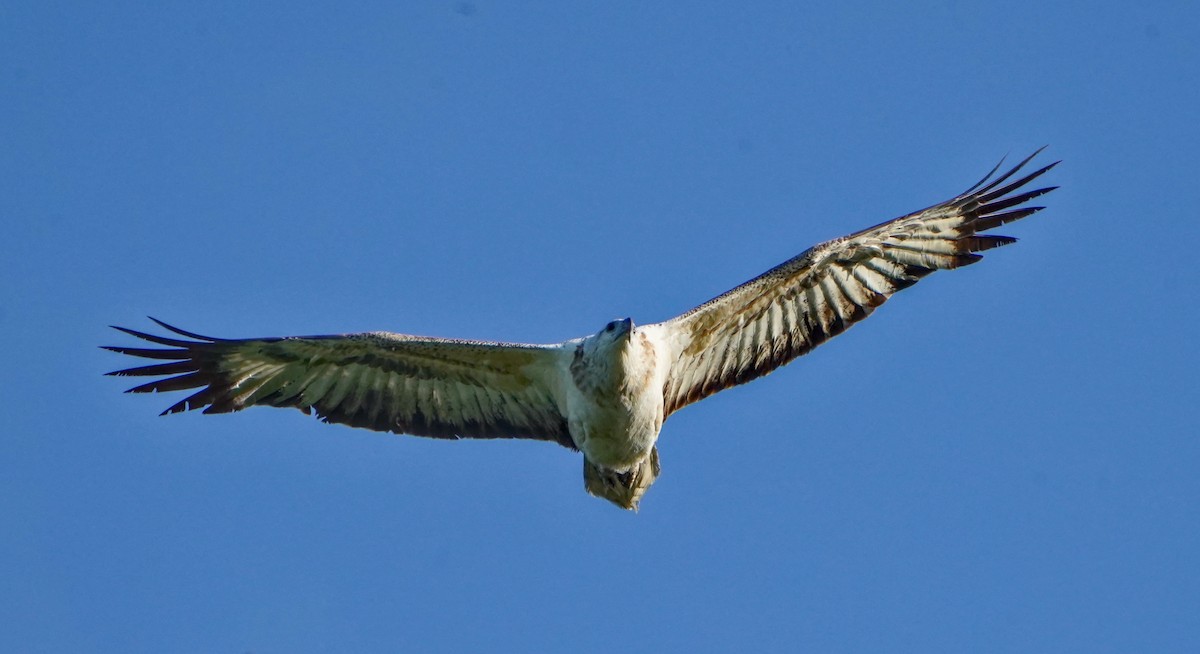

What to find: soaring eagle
left=107, top=150, right=1057, bottom=509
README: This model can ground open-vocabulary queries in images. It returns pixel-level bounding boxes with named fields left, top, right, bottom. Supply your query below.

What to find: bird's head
left=581, top=317, right=634, bottom=358
left=572, top=318, right=637, bottom=394
left=597, top=317, right=634, bottom=343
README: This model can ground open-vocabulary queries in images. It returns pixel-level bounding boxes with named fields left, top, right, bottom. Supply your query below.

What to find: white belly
left=569, top=397, right=661, bottom=470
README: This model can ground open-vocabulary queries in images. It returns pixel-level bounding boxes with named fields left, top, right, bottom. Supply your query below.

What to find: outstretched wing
left=105, top=319, right=575, bottom=448
left=655, top=149, right=1058, bottom=416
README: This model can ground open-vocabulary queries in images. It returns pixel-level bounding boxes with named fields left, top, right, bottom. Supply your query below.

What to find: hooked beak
left=617, top=317, right=634, bottom=338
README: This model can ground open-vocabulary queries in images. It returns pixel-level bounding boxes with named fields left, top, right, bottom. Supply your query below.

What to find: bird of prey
left=106, top=150, right=1057, bottom=510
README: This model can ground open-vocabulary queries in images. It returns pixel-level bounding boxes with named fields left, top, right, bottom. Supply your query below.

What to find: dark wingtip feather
left=160, top=387, right=222, bottom=415
left=126, top=372, right=207, bottom=395
left=147, top=317, right=224, bottom=342
left=976, top=163, right=1059, bottom=206
left=961, top=154, right=1008, bottom=195
left=100, top=345, right=191, bottom=361
left=972, top=206, right=1045, bottom=233
left=110, top=325, right=195, bottom=348
left=960, top=235, right=1018, bottom=253
left=108, top=361, right=199, bottom=378
left=967, top=147, right=1054, bottom=198
left=980, top=186, right=1059, bottom=215
left=951, top=252, right=985, bottom=267
left=160, top=401, right=189, bottom=416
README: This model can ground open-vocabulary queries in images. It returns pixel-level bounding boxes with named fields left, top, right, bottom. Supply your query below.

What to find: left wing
left=654, top=149, right=1058, bottom=416
left=105, top=319, right=576, bottom=448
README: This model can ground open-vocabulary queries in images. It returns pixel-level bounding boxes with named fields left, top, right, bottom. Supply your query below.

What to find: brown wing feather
left=659, top=149, right=1059, bottom=415
left=105, top=318, right=574, bottom=448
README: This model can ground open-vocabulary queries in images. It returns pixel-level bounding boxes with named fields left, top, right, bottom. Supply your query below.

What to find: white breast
left=564, top=328, right=668, bottom=471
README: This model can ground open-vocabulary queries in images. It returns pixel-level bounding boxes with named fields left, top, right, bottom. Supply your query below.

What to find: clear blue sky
left=3, top=2, right=1198, bottom=652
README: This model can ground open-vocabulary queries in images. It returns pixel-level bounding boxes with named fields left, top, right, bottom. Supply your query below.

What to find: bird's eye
left=605, top=323, right=615, bottom=332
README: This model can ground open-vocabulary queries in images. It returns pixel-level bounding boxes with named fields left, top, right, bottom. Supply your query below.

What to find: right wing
left=105, top=319, right=576, bottom=449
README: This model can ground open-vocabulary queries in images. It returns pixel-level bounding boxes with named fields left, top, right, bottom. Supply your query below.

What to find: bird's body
left=107, top=150, right=1058, bottom=509
left=568, top=319, right=670, bottom=507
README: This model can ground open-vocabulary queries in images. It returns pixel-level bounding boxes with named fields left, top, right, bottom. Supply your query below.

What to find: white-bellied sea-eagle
left=106, top=150, right=1058, bottom=509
